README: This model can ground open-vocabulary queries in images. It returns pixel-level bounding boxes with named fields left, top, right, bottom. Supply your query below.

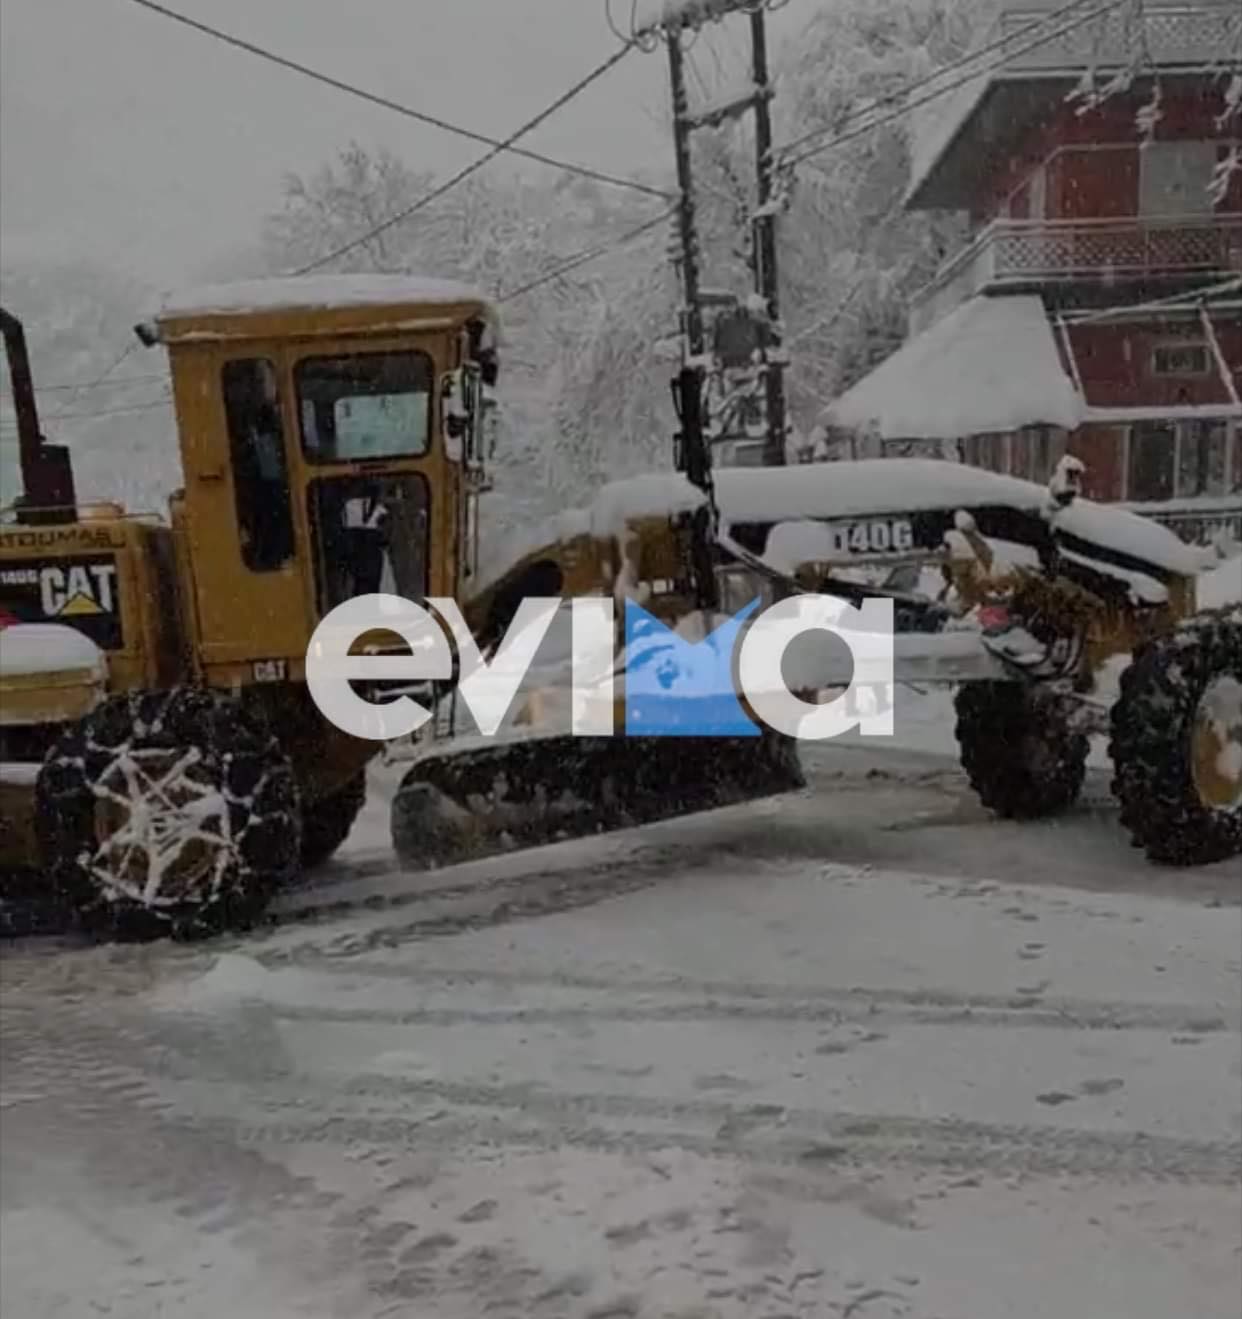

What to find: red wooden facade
left=838, top=0, right=1242, bottom=506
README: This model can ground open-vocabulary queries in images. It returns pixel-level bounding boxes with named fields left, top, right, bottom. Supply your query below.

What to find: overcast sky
left=1, top=0, right=808, bottom=288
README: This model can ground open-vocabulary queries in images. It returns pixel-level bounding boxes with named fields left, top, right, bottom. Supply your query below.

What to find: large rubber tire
left=35, top=688, right=300, bottom=939
left=955, top=681, right=1088, bottom=819
left=1109, top=606, right=1242, bottom=867
left=300, top=771, right=366, bottom=869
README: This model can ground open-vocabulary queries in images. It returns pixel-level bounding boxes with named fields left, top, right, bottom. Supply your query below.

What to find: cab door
left=173, top=346, right=311, bottom=674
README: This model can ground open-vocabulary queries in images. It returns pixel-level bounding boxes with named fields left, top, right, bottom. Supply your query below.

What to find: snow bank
left=155, top=274, right=494, bottom=321
left=822, top=295, right=1084, bottom=439
left=0, top=624, right=105, bottom=677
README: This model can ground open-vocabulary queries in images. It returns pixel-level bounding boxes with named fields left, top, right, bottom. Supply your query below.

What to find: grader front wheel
left=35, top=689, right=301, bottom=938
left=954, top=682, right=1089, bottom=820
left=1110, top=606, right=1242, bottom=867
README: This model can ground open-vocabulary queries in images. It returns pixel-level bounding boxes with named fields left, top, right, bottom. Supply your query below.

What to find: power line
left=43, top=395, right=171, bottom=424
left=126, top=0, right=671, bottom=203
left=292, top=42, right=647, bottom=275
left=497, top=206, right=678, bottom=302
left=778, top=0, right=1102, bottom=160
left=30, top=341, right=141, bottom=418
left=0, top=371, right=166, bottom=396
left=784, top=0, right=1129, bottom=169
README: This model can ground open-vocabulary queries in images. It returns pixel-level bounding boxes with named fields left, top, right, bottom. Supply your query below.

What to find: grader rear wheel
left=35, top=688, right=300, bottom=938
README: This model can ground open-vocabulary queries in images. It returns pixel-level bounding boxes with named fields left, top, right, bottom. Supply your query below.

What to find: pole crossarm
left=633, top=0, right=767, bottom=40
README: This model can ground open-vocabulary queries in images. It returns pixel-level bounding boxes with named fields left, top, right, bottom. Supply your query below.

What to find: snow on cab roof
left=154, top=274, right=496, bottom=322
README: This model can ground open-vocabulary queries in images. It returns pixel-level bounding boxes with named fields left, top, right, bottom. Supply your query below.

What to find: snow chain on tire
left=1109, top=605, right=1242, bottom=867
left=955, top=681, right=1089, bottom=820
left=35, top=687, right=301, bottom=939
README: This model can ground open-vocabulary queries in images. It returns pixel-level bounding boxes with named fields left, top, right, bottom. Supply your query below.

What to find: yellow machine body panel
left=0, top=513, right=181, bottom=698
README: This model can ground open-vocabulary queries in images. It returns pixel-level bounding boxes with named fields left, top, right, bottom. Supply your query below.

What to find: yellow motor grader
left=0, top=278, right=1238, bottom=939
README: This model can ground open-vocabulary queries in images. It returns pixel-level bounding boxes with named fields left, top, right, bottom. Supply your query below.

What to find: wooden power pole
left=645, top=1, right=790, bottom=473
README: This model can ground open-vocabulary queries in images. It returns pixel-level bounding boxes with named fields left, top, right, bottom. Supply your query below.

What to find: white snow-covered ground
left=4, top=724, right=1240, bottom=1318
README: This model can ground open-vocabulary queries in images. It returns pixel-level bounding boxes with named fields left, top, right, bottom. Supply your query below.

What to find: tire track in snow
left=144, top=1082, right=1242, bottom=1186
left=9, top=999, right=1238, bottom=1189
left=243, top=962, right=1237, bottom=1035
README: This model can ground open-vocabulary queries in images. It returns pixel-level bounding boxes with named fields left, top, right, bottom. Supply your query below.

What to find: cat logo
left=40, top=562, right=118, bottom=618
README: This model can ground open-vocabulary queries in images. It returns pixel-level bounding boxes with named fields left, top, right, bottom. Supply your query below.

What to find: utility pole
left=748, top=5, right=787, bottom=468
left=666, top=29, right=713, bottom=499
left=665, top=26, right=718, bottom=610
left=643, top=1, right=790, bottom=474
left=668, top=31, right=706, bottom=367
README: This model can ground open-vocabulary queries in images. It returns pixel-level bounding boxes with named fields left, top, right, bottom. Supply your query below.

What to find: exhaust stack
left=1, top=306, right=77, bottom=524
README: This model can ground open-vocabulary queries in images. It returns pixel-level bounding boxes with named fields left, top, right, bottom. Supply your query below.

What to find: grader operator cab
left=1, top=275, right=1239, bottom=940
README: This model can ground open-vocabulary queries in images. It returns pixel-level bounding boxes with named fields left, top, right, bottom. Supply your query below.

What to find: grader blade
left=390, top=731, right=804, bottom=870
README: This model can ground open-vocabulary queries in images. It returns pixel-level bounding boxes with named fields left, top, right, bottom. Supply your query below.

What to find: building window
left=1176, top=421, right=1229, bottom=497
left=221, top=359, right=295, bottom=572
left=1128, top=422, right=1176, bottom=502
left=1138, top=141, right=1218, bottom=218
left=1152, top=343, right=1211, bottom=377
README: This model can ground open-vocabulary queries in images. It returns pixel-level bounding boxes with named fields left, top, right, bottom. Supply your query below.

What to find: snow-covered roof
left=906, top=68, right=994, bottom=210
left=821, top=295, right=1084, bottom=440
left=154, top=274, right=495, bottom=323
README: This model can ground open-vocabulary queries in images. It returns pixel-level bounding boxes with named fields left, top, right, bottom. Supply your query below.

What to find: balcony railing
left=996, top=0, right=1239, bottom=73
left=909, top=214, right=1242, bottom=333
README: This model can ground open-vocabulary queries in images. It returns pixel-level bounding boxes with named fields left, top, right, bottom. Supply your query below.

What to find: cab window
left=306, top=474, right=430, bottom=615
left=221, top=358, right=295, bottom=571
left=296, top=352, right=432, bottom=462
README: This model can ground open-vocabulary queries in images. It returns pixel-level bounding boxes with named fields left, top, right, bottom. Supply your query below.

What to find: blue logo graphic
left=623, top=599, right=762, bottom=737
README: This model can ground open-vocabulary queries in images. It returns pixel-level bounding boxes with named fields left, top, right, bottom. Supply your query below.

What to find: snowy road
left=2, top=728, right=1240, bottom=1319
